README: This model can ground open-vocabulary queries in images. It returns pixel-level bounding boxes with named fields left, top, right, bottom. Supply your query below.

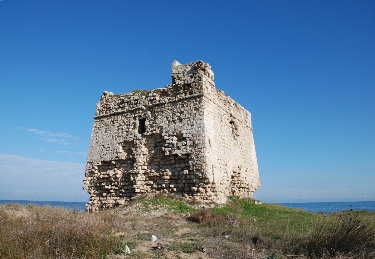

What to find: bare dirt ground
left=105, top=201, right=270, bottom=259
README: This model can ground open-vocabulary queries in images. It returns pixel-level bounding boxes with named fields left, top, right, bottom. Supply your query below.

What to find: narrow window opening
left=229, top=120, right=238, bottom=137
left=138, top=118, right=146, bottom=134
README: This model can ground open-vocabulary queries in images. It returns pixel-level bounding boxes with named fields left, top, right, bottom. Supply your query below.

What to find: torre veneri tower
left=84, top=60, right=260, bottom=211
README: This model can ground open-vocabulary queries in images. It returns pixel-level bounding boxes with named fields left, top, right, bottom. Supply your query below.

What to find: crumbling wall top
left=172, top=60, right=214, bottom=85
left=95, top=61, right=216, bottom=118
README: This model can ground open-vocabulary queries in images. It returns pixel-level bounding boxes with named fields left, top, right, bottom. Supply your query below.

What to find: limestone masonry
left=84, top=60, right=260, bottom=212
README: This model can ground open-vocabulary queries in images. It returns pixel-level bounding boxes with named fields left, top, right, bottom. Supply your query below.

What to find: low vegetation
left=127, top=89, right=152, bottom=96
left=189, top=197, right=374, bottom=258
left=0, top=196, right=373, bottom=258
left=0, top=204, right=123, bottom=258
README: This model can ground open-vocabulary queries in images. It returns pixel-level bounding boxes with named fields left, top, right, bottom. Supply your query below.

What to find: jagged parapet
left=84, top=60, right=259, bottom=212
left=171, top=60, right=214, bottom=85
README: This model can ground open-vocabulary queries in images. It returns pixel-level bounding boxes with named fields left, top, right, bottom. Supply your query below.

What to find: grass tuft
left=168, top=242, right=198, bottom=254
left=128, top=89, right=151, bottom=96
left=131, top=195, right=194, bottom=213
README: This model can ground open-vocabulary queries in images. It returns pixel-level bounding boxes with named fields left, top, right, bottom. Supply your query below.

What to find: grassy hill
left=0, top=196, right=374, bottom=258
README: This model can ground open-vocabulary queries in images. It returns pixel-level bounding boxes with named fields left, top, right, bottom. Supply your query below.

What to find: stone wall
left=203, top=88, right=259, bottom=203
left=84, top=60, right=260, bottom=212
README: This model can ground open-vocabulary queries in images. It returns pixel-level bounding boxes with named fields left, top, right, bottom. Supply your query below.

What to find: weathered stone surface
left=83, top=60, right=260, bottom=212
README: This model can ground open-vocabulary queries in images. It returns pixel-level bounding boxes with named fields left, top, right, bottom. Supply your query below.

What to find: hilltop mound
left=0, top=196, right=374, bottom=258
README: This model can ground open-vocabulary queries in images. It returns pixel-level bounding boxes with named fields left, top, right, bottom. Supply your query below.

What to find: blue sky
left=0, top=0, right=374, bottom=202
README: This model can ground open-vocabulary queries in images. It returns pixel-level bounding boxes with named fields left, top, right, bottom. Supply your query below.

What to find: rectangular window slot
left=138, top=118, right=146, bottom=134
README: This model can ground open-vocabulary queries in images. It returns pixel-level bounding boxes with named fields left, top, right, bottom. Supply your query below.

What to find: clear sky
left=0, top=0, right=374, bottom=203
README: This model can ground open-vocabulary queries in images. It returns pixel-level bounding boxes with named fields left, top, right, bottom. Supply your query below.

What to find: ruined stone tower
left=84, top=60, right=260, bottom=212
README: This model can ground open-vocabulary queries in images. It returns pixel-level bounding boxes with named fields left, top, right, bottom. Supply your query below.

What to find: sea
left=0, top=200, right=374, bottom=213
left=0, top=200, right=87, bottom=211
left=278, top=201, right=375, bottom=213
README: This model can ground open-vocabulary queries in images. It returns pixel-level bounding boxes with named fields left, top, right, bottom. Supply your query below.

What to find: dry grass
left=299, top=212, right=375, bottom=258
left=0, top=198, right=374, bottom=259
left=188, top=198, right=375, bottom=259
left=0, top=204, right=123, bottom=258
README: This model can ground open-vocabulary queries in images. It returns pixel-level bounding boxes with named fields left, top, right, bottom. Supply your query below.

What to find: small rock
left=124, top=244, right=131, bottom=254
left=151, top=244, right=164, bottom=250
left=198, top=246, right=206, bottom=253
left=151, top=235, right=158, bottom=242
left=102, top=91, right=113, bottom=97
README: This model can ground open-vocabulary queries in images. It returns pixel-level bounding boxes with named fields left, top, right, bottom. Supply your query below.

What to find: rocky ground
left=105, top=198, right=271, bottom=258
